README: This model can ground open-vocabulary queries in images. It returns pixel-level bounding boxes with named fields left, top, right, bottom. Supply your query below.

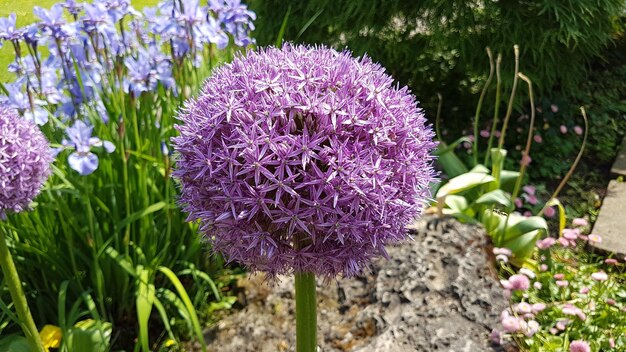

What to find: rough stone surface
left=203, top=217, right=510, bottom=352
left=610, top=138, right=626, bottom=177
left=591, top=180, right=626, bottom=256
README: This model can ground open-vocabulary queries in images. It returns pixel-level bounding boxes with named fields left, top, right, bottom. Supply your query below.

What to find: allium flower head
left=173, top=44, right=437, bottom=278
left=0, top=107, right=52, bottom=218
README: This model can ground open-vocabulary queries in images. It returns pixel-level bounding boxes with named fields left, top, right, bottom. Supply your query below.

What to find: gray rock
left=591, top=180, right=626, bottom=256
left=203, top=216, right=508, bottom=352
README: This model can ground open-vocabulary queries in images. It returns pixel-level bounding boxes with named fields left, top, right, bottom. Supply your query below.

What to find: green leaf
left=547, top=198, right=566, bottom=237
left=104, top=247, right=136, bottom=277
left=435, top=143, right=468, bottom=178
left=469, top=164, right=490, bottom=174
left=67, top=320, right=112, bottom=352
left=0, top=335, right=32, bottom=352
left=475, top=189, right=512, bottom=208
left=505, top=215, right=548, bottom=241
left=444, top=195, right=469, bottom=213
left=503, top=229, right=541, bottom=264
left=275, top=6, right=292, bottom=47
left=499, top=170, right=520, bottom=193
left=118, top=202, right=168, bottom=230
left=158, top=267, right=207, bottom=351
left=436, top=172, right=496, bottom=198
left=136, top=267, right=155, bottom=352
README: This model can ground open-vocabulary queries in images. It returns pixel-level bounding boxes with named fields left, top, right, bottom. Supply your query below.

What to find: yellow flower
left=39, top=325, right=62, bottom=350
left=163, top=339, right=176, bottom=347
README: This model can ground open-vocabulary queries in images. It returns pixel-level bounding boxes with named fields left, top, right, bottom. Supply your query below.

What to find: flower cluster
left=173, top=44, right=438, bottom=278
left=0, top=0, right=255, bottom=175
left=492, top=219, right=626, bottom=351
left=0, top=107, right=52, bottom=218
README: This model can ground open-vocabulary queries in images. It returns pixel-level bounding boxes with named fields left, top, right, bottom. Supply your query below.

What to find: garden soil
left=201, top=216, right=513, bottom=352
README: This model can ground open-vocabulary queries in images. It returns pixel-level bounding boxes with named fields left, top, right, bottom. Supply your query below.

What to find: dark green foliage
left=251, top=0, right=624, bottom=114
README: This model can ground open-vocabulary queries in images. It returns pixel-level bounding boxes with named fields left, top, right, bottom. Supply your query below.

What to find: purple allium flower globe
left=173, top=44, right=437, bottom=278
left=0, top=106, right=52, bottom=219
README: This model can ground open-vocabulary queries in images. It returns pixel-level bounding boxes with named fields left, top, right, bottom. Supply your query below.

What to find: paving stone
left=610, top=138, right=626, bottom=177
left=591, top=180, right=626, bottom=256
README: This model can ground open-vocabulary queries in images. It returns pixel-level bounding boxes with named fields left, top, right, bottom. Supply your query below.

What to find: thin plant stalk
left=472, top=47, right=495, bottom=166
left=537, top=107, right=589, bottom=217
left=295, top=271, right=317, bottom=352
left=435, top=93, right=443, bottom=141
left=484, top=53, right=502, bottom=166
left=497, top=45, right=520, bottom=150
left=0, top=226, right=46, bottom=352
left=511, top=73, right=536, bottom=201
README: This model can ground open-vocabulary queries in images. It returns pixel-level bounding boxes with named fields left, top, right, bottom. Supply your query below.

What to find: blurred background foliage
left=251, top=0, right=626, bottom=181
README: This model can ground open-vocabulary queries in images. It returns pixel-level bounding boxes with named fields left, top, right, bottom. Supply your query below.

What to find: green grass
left=0, top=0, right=158, bottom=82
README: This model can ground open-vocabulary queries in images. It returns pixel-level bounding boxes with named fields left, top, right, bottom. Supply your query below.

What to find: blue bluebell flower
left=0, top=13, right=24, bottom=42
left=61, top=120, right=115, bottom=175
left=34, top=4, right=76, bottom=40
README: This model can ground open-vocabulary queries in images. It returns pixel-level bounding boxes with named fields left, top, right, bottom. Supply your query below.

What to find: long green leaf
left=157, top=267, right=206, bottom=352
left=136, top=267, right=155, bottom=352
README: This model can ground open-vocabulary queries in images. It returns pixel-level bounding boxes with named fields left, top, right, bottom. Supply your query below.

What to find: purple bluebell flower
left=22, top=24, right=40, bottom=47
left=62, top=0, right=84, bottom=17
left=60, top=120, right=115, bottom=175
left=0, top=106, right=52, bottom=218
left=214, top=0, right=255, bottom=47
left=0, top=13, right=24, bottom=42
left=0, top=83, right=49, bottom=125
left=172, top=45, right=438, bottom=278
left=34, top=4, right=76, bottom=40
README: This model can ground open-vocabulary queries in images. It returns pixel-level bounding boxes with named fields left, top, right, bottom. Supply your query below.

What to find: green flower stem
left=0, top=226, right=45, bottom=352
left=295, top=271, right=317, bottom=352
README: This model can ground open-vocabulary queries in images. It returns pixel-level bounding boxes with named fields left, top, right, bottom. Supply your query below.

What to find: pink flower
left=588, top=234, right=602, bottom=243
left=533, top=282, right=543, bottom=290
left=606, top=298, right=616, bottom=305
left=610, top=338, right=616, bottom=348
left=480, top=129, right=490, bottom=138
left=573, top=125, right=583, bottom=135
left=591, top=271, right=608, bottom=281
left=532, top=303, right=546, bottom=313
left=533, top=135, right=543, bottom=143
left=556, top=319, right=569, bottom=330
left=551, top=104, right=559, bottom=113
left=519, top=268, right=536, bottom=279
left=526, top=194, right=538, bottom=205
left=523, top=210, right=532, bottom=217
left=537, top=237, right=556, bottom=249
left=572, top=218, right=588, bottom=227
left=562, top=304, right=583, bottom=317
left=514, top=302, right=532, bottom=314
left=493, top=247, right=513, bottom=256
left=554, top=273, right=565, bottom=280
left=521, top=153, right=532, bottom=166
left=563, top=228, right=580, bottom=240
left=523, top=185, right=536, bottom=195
left=514, top=198, right=523, bottom=208
left=495, top=254, right=509, bottom=263
left=501, top=315, right=522, bottom=333
left=540, top=264, right=548, bottom=272
left=494, top=130, right=501, bottom=138
left=523, top=320, right=540, bottom=337
left=507, top=274, right=530, bottom=291
left=558, top=237, right=571, bottom=247
left=560, top=125, right=568, bottom=134
left=569, top=340, right=590, bottom=352
left=605, top=258, right=618, bottom=265
left=544, top=206, right=556, bottom=217
left=556, top=280, right=569, bottom=287
left=579, top=287, right=590, bottom=294
left=490, top=329, right=502, bottom=345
